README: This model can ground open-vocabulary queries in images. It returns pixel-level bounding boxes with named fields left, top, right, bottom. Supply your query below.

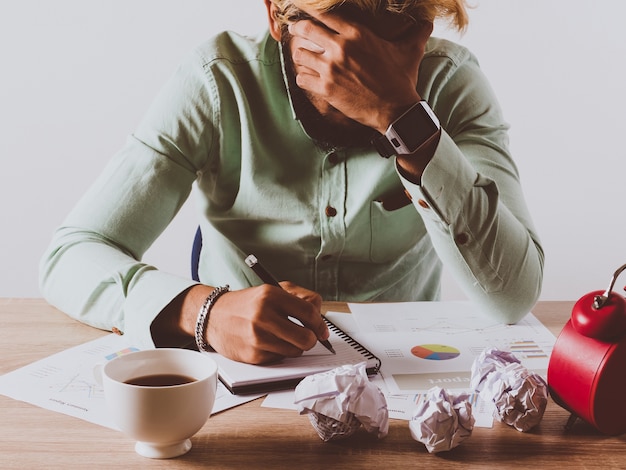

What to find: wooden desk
left=1, top=299, right=625, bottom=469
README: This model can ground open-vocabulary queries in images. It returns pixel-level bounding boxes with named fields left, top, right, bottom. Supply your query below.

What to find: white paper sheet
left=0, top=334, right=263, bottom=430
left=346, top=301, right=555, bottom=396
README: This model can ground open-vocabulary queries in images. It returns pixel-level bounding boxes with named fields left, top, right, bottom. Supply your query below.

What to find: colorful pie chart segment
left=411, top=344, right=460, bottom=360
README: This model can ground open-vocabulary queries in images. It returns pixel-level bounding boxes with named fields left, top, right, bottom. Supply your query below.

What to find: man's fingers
left=206, top=284, right=328, bottom=365
left=278, top=281, right=328, bottom=341
left=289, top=31, right=326, bottom=54
left=247, top=321, right=313, bottom=360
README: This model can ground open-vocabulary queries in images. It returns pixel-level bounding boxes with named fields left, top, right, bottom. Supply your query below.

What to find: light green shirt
left=40, top=31, right=544, bottom=349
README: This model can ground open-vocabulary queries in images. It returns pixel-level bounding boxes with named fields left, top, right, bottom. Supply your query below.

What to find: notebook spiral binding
left=324, top=317, right=382, bottom=374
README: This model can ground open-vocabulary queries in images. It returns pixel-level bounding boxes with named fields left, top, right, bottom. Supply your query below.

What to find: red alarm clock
left=548, top=263, right=626, bottom=435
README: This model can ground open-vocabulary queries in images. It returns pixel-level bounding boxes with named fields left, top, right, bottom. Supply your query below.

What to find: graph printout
left=345, top=301, right=556, bottom=395
left=0, top=334, right=261, bottom=430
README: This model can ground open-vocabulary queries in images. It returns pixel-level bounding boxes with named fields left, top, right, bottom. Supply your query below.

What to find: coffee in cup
left=96, top=348, right=218, bottom=458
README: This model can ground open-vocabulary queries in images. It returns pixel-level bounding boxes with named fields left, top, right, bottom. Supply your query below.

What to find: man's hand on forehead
left=286, top=8, right=384, bottom=56
left=285, top=5, right=430, bottom=134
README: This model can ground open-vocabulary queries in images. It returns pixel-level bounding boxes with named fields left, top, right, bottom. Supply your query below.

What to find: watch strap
left=372, top=132, right=396, bottom=159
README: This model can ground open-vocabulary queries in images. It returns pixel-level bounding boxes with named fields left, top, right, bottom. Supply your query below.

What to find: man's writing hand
left=206, top=283, right=328, bottom=364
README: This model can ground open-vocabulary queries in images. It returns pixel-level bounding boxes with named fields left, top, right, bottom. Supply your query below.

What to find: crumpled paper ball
left=409, top=387, right=474, bottom=453
left=470, top=347, right=548, bottom=432
left=294, top=362, right=389, bottom=442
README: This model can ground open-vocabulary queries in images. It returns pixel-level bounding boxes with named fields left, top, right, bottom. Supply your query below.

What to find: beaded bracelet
left=194, top=285, right=230, bottom=353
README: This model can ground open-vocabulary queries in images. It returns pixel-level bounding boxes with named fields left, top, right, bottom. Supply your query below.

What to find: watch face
left=387, top=102, right=440, bottom=154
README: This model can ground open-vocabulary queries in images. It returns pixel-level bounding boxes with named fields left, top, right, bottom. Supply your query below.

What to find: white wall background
left=1, top=0, right=625, bottom=301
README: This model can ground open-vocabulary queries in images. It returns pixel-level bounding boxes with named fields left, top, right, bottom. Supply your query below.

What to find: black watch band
left=372, top=132, right=396, bottom=159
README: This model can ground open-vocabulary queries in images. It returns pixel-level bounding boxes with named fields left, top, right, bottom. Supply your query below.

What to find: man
left=40, top=0, right=543, bottom=365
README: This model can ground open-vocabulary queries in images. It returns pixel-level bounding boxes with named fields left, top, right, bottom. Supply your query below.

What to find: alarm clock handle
left=593, top=262, right=626, bottom=309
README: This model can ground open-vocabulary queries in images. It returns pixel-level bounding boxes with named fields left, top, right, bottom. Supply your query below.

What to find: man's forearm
left=150, top=285, right=214, bottom=347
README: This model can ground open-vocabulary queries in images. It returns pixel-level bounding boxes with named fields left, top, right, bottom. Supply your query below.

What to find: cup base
left=135, top=438, right=192, bottom=459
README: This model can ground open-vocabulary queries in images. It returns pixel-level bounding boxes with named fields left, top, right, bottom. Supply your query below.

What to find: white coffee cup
left=96, top=348, right=218, bottom=459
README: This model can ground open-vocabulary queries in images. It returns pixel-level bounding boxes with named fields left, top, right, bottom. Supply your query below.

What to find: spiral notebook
left=205, top=317, right=381, bottom=395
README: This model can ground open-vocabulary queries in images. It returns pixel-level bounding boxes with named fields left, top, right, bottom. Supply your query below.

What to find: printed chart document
left=346, top=301, right=556, bottom=395
left=0, top=334, right=262, bottom=430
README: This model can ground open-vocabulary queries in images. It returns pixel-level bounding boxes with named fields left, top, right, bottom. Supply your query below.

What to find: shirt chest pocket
left=369, top=200, right=428, bottom=263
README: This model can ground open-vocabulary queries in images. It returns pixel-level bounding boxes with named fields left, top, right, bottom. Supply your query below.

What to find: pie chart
left=411, top=344, right=460, bottom=360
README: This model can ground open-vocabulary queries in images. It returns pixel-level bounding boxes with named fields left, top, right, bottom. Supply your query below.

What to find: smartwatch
left=372, top=101, right=441, bottom=158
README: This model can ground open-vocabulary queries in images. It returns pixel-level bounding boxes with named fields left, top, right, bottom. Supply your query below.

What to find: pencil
left=244, top=254, right=336, bottom=355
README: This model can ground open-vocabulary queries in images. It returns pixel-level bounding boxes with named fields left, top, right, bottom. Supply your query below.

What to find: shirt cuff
left=396, top=131, right=478, bottom=225
left=122, top=271, right=198, bottom=349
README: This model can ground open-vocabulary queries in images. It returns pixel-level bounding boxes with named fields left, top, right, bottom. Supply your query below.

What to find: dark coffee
left=124, top=373, right=196, bottom=387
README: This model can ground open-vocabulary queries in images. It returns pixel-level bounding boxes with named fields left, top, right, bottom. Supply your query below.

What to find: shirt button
left=325, top=206, right=338, bottom=217
left=328, top=152, right=340, bottom=165
left=455, top=233, right=470, bottom=245
left=417, top=199, right=429, bottom=209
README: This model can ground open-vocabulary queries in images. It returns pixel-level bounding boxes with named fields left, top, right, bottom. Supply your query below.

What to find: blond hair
left=270, top=0, right=469, bottom=32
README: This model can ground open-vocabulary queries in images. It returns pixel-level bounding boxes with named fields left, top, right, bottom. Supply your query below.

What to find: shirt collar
left=277, top=40, right=299, bottom=121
